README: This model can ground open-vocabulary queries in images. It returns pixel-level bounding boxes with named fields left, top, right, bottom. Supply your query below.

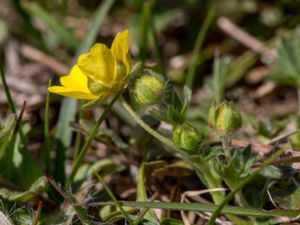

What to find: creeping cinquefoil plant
left=2, top=4, right=300, bottom=223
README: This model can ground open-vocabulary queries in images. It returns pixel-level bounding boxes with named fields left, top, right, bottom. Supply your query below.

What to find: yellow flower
left=48, top=30, right=131, bottom=100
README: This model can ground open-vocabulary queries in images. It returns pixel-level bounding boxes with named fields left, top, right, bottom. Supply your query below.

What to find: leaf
left=219, top=145, right=255, bottom=185
left=0, top=20, right=7, bottom=45
left=99, top=205, right=135, bottom=223
left=272, top=36, right=300, bottom=87
left=277, top=38, right=299, bottom=79
left=73, top=159, right=124, bottom=185
left=266, top=72, right=297, bottom=86
left=14, top=145, right=43, bottom=188
left=272, top=184, right=300, bottom=210
left=0, top=114, right=17, bottom=159
left=244, top=182, right=269, bottom=208
left=151, top=161, right=193, bottom=178
left=226, top=52, right=257, bottom=87
left=0, top=176, right=47, bottom=202
left=259, top=165, right=282, bottom=180
left=257, top=118, right=287, bottom=139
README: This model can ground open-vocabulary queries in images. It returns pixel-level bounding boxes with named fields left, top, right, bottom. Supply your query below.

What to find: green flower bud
left=131, top=73, right=165, bottom=109
left=173, top=123, right=202, bottom=152
left=208, top=101, right=242, bottom=135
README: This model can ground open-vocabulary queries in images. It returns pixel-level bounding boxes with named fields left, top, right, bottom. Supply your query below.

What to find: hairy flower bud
left=208, top=101, right=242, bottom=135
left=131, top=73, right=165, bottom=109
left=173, top=123, right=202, bottom=152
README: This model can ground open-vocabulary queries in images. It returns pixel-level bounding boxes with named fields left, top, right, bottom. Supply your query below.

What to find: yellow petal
left=48, top=86, right=97, bottom=99
left=60, top=64, right=90, bottom=93
left=111, top=29, right=131, bottom=78
left=78, top=43, right=115, bottom=86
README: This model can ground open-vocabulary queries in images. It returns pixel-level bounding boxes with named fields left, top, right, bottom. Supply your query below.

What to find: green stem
left=193, top=162, right=224, bottom=203
left=120, top=97, right=178, bottom=150
left=32, top=201, right=42, bottom=225
left=221, top=136, right=231, bottom=160
left=221, top=137, right=248, bottom=207
left=43, top=81, right=51, bottom=173
left=297, top=88, right=300, bottom=116
left=74, top=101, right=84, bottom=158
left=94, top=172, right=132, bottom=224
left=207, top=148, right=286, bottom=225
left=68, top=90, right=122, bottom=183
left=0, top=65, right=15, bottom=113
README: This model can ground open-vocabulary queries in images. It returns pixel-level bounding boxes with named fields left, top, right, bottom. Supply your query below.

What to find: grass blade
left=149, top=4, right=166, bottom=75
left=0, top=65, right=16, bottom=113
left=24, top=2, right=80, bottom=48
left=88, top=201, right=300, bottom=218
left=43, top=81, right=51, bottom=173
left=1, top=63, right=29, bottom=148
left=94, top=172, right=132, bottom=224
left=138, top=1, right=151, bottom=63
left=185, top=7, right=215, bottom=89
left=136, top=162, right=159, bottom=223
left=11, top=0, right=47, bottom=51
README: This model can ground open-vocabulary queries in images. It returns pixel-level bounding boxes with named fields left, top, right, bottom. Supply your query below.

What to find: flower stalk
left=68, top=90, right=123, bottom=184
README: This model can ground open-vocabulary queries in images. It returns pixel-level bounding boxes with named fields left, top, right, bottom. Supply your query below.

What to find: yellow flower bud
left=208, top=101, right=242, bottom=135
left=131, top=73, right=165, bottom=109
